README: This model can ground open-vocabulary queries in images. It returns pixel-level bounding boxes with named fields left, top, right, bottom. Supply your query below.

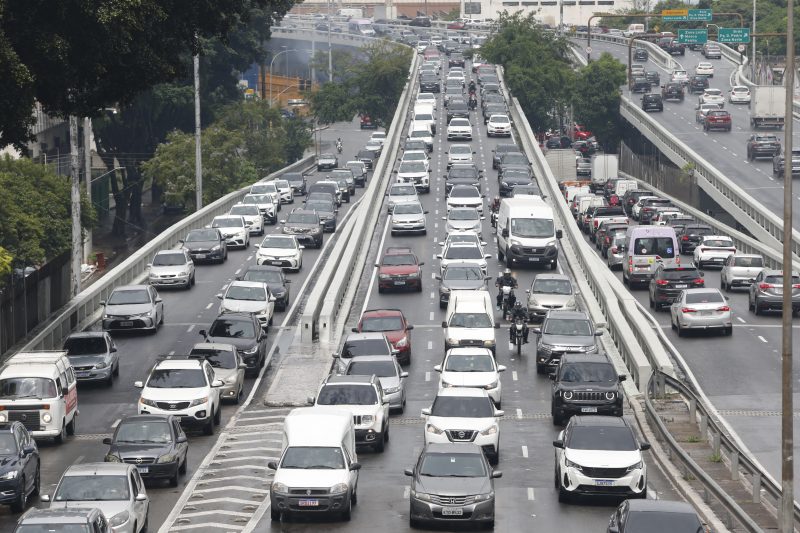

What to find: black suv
left=419, top=75, right=440, bottom=93
left=637, top=198, right=673, bottom=224
left=746, top=134, right=781, bottom=160
left=661, top=82, right=684, bottom=102
left=648, top=265, right=705, bottom=311
left=550, top=354, right=625, bottom=425
left=0, top=422, right=38, bottom=512
left=200, top=312, right=267, bottom=376
left=238, top=265, right=291, bottom=311
left=645, top=71, right=660, bottom=87
left=630, top=76, right=650, bottom=93
left=633, top=48, right=648, bottom=61
left=621, top=190, right=649, bottom=216
left=687, top=75, right=709, bottom=94
left=678, top=224, right=714, bottom=254
left=641, top=93, right=663, bottom=112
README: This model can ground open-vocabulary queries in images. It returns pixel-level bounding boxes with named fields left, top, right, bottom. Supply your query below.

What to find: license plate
left=713, top=257, right=724, bottom=262
left=197, top=254, right=207, bottom=259
left=700, top=311, right=712, bottom=316
left=528, top=257, right=540, bottom=262
left=635, top=266, right=649, bottom=271
left=595, top=479, right=614, bottom=486
left=76, top=372, right=90, bottom=378
left=394, top=281, right=406, bottom=285
left=298, top=499, right=319, bottom=507
left=136, top=466, right=149, bottom=474
left=441, top=507, right=464, bottom=516
left=270, top=261, right=283, bottom=266
left=675, top=284, right=688, bottom=289
left=120, top=321, right=133, bottom=327
left=581, top=406, right=598, bottom=413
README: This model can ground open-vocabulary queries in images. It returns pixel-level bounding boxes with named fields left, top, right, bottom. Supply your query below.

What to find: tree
left=573, top=52, right=627, bottom=152
left=0, top=246, right=11, bottom=278
left=310, top=82, right=355, bottom=124
left=216, top=100, right=288, bottom=175
left=283, top=116, right=313, bottom=163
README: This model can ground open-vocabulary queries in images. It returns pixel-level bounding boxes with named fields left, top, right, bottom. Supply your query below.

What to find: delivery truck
left=750, top=86, right=786, bottom=129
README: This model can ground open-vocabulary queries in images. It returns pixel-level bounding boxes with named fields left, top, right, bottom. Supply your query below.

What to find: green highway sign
left=678, top=29, right=708, bottom=44
left=718, top=27, right=750, bottom=43
left=688, top=9, right=712, bottom=21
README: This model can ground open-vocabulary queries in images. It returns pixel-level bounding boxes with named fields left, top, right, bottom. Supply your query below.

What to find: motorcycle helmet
left=504, top=268, right=512, bottom=275
left=514, top=300, right=522, bottom=309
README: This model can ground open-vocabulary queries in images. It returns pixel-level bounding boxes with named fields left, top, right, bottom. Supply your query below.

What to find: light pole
left=751, top=0, right=756, bottom=79
left=328, top=0, right=333, bottom=82
left=269, top=48, right=297, bottom=106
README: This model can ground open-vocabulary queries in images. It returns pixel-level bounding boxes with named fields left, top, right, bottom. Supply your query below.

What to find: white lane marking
left=234, top=268, right=241, bottom=276
left=736, top=316, right=746, bottom=323
left=648, top=485, right=657, bottom=499
left=205, top=302, right=213, bottom=309
left=512, top=370, right=518, bottom=381
left=430, top=292, right=436, bottom=299
left=169, top=350, right=176, bottom=356
left=404, top=486, right=411, bottom=499
left=527, top=487, right=535, bottom=500
left=111, top=419, right=121, bottom=429
left=186, top=324, right=195, bottom=332
left=428, top=341, right=433, bottom=349
left=430, top=311, right=434, bottom=320
left=516, top=408, right=523, bottom=419
left=425, top=371, right=431, bottom=382
left=522, top=445, right=528, bottom=458
left=758, top=335, right=768, bottom=343
left=431, top=271, right=436, bottom=278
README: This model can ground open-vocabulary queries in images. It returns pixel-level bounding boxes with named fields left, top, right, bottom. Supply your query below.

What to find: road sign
left=662, top=8, right=688, bottom=21
left=678, top=29, right=708, bottom=45
left=688, top=9, right=712, bottom=21
left=586, top=46, right=592, bottom=54
left=738, top=44, right=746, bottom=52
left=718, top=27, right=751, bottom=43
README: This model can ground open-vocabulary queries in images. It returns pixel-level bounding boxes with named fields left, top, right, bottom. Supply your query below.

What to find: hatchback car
left=641, top=93, right=663, bottom=112
left=0, top=422, right=38, bottom=512
left=255, top=235, right=303, bottom=272
left=390, top=201, right=427, bottom=236
left=487, top=114, right=512, bottom=137
left=180, top=228, right=227, bottom=264
left=317, top=153, right=338, bottom=171
left=341, top=355, right=407, bottom=413
left=200, top=313, right=267, bottom=375
left=446, top=185, right=484, bottom=213
left=376, top=247, right=423, bottom=293
left=283, top=171, right=307, bottom=195
left=189, top=343, right=246, bottom=403
left=13, top=508, right=110, bottom=532
left=447, top=118, right=473, bottom=141
left=352, top=309, right=414, bottom=364
left=670, top=288, right=732, bottom=336
left=729, top=85, right=751, bottom=104
left=693, top=235, right=736, bottom=268
left=63, top=331, right=119, bottom=385
left=210, top=215, right=250, bottom=249
left=526, top=274, right=577, bottom=320
left=720, top=253, right=764, bottom=291
left=445, top=207, right=484, bottom=236
left=147, top=249, right=195, bottom=290
left=101, top=285, right=164, bottom=333
left=607, top=499, right=705, bottom=533
left=435, top=262, right=490, bottom=308
left=749, top=269, right=800, bottom=316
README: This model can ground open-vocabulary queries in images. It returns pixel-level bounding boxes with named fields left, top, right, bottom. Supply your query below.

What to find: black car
left=283, top=172, right=307, bottom=196
left=103, top=415, right=188, bottom=486
left=356, top=149, right=377, bottom=170
left=510, top=184, right=542, bottom=197
left=638, top=198, right=673, bottom=224
left=641, top=93, right=663, bottom=112
left=483, top=103, right=508, bottom=125
left=0, top=422, right=38, bottom=512
left=608, top=499, right=705, bottom=533
left=499, top=175, right=533, bottom=197
left=661, top=82, right=684, bottom=101
left=633, top=48, right=648, bottom=61
left=678, top=224, right=714, bottom=254
left=648, top=265, right=705, bottom=311
left=645, top=71, right=660, bottom=86
left=621, top=189, right=649, bottom=216
left=448, top=53, right=465, bottom=68
left=238, top=265, right=291, bottom=311
left=419, top=75, right=440, bottom=93
left=492, top=143, right=519, bottom=169
left=180, top=228, right=228, bottom=264
left=687, top=75, right=709, bottom=94
left=497, top=151, right=530, bottom=176
left=200, top=312, right=267, bottom=376
left=410, top=15, right=431, bottom=27
left=304, top=199, right=337, bottom=234
left=545, top=137, right=562, bottom=149
left=550, top=353, right=625, bottom=425
left=444, top=164, right=482, bottom=194
left=446, top=101, right=470, bottom=122
left=630, top=77, right=650, bottom=93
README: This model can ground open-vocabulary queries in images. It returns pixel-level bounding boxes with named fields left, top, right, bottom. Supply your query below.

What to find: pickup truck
left=590, top=210, right=629, bottom=242
left=703, top=110, right=732, bottom=132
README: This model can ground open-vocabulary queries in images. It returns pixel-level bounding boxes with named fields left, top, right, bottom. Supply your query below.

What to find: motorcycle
left=336, top=141, right=343, bottom=154
left=510, top=316, right=526, bottom=356
left=500, top=286, right=516, bottom=320
left=490, top=208, right=499, bottom=229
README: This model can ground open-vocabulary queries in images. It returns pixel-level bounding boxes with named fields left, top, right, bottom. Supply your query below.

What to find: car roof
left=545, top=310, right=589, bottom=320
left=228, top=280, right=268, bottom=289
left=19, top=508, right=101, bottom=524
left=445, top=347, right=494, bottom=357
left=191, top=342, right=237, bottom=352
left=63, top=462, right=133, bottom=476
left=362, top=308, right=404, bottom=318
left=436, top=387, right=490, bottom=398
left=345, top=355, right=397, bottom=365
left=324, top=374, right=375, bottom=385
left=242, top=265, right=283, bottom=273
left=570, top=415, right=629, bottom=427
left=533, top=273, right=570, bottom=282
left=561, top=353, right=612, bottom=364
left=385, top=247, right=414, bottom=255
left=346, top=332, right=389, bottom=341
left=66, top=331, right=108, bottom=339
left=624, top=499, right=698, bottom=513
left=154, top=357, right=206, bottom=371
left=212, top=312, right=255, bottom=322
left=118, top=414, right=175, bottom=425
left=112, top=284, right=149, bottom=293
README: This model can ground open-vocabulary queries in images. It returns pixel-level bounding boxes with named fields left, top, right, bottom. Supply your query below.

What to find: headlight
left=626, top=460, right=643, bottom=473
left=0, top=470, right=18, bottom=480
left=412, top=491, right=433, bottom=502
left=546, top=240, right=557, bottom=247
left=41, top=412, right=52, bottom=423
left=133, top=311, right=152, bottom=318
left=330, top=483, right=349, bottom=494
left=426, top=423, right=444, bottom=435
left=189, top=396, right=209, bottom=407
left=562, top=390, right=573, bottom=400
left=359, top=415, right=374, bottom=426
left=565, top=458, right=583, bottom=471
left=272, top=482, right=289, bottom=494
left=446, top=338, right=459, bottom=346
left=540, top=344, right=553, bottom=354
left=509, top=238, right=521, bottom=246
left=140, top=398, right=158, bottom=408
left=384, top=386, right=401, bottom=394
left=178, top=270, right=189, bottom=276
left=242, top=345, right=258, bottom=355
left=108, top=511, right=130, bottom=528
left=226, top=376, right=238, bottom=384
left=211, top=245, right=221, bottom=251
left=157, top=454, right=177, bottom=464
left=483, top=340, right=495, bottom=347
left=605, top=391, right=616, bottom=400
left=105, top=454, right=122, bottom=463
left=479, top=425, right=498, bottom=436
left=94, top=361, right=108, bottom=369
left=396, top=337, right=408, bottom=348
left=407, top=272, right=419, bottom=278
left=484, top=380, right=498, bottom=390
left=473, top=491, right=494, bottom=502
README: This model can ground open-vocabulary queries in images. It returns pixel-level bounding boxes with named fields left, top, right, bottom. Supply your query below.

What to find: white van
left=442, top=290, right=498, bottom=354
left=624, top=23, right=645, bottom=37
left=412, top=104, right=437, bottom=136
left=622, top=226, right=681, bottom=288
left=614, top=179, right=639, bottom=198
left=0, top=351, right=78, bottom=442
left=269, top=407, right=360, bottom=520
left=407, top=121, right=433, bottom=152
left=496, top=197, right=562, bottom=268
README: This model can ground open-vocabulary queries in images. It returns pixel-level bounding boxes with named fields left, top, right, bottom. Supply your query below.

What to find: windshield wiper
left=10, top=394, right=44, bottom=400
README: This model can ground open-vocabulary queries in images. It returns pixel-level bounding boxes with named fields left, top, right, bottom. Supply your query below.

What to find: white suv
left=693, top=235, right=736, bottom=269
left=210, top=215, right=249, bottom=249
left=135, top=356, right=224, bottom=435
left=553, top=415, right=650, bottom=502
left=422, top=388, right=503, bottom=464
left=313, top=375, right=390, bottom=452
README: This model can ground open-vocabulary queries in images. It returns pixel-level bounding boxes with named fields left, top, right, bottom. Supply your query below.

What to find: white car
left=217, top=280, right=276, bottom=328
left=693, top=235, right=736, bottom=268
left=446, top=74, right=465, bottom=87
left=135, top=356, right=223, bottom=435
left=273, top=179, right=294, bottom=204
left=210, top=215, right=250, bottom=249
left=249, top=182, right=281, bottom=208
left=415, top=93, right=437, bottom=111
left=438, top=231, right=487, bottom=250
left=365, top=139, right=383, bottom=155
left=434, top=348, right=506, bottom=406
left=241, top=193, right=277, bottom=224
left=437, top=241, right=491, bottom=275
left=402, top=149, right=430, bottom=164
left=695, top=62, right=715, bottom=77
left=422, top=388, right=503, bottom=464
left=447, top=144, right=475, bottom=168
left=447, top=118, right=473, bottom=141
left=396, top=161, right=431, bottom=192
left=229, top=203, right=264, bottom=235
left=446, top=185, right=484, bottom=214
left=670, top=69, right=689, bottom=84
left=699, top=88, right=725, bottom=107
left=670, top=288, right=732, bottom=336
left=553, top=415, right=649, bottom=502
left=729, top=85, right=751, bottom=104
left=416, top=41, right=429, bottom=53
left=255, top=234, right=303, bottom=271
left=148, top=249, right=195, bottom=289
left=387, top=183, right=420, bottom=212
left=370, top=131, right=387, bottom=147
left=487, top=114, right=512, bottom=137
left=391, top=200, right=427, bottom=235
left=444, top=207, right=484, bottom=236
left=631, top=195, right=659, bottom=220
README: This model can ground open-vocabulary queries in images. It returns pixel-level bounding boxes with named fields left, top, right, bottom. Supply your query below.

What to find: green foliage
left=0, top=157, right=95, bottom=265
left=573, top=53, right=627, bottom=152
left=283, top=117, right=313, bottom=163
left=0, top=246, right=11, bottom=278
left=216, top=100, right=287, bottom=174
left=310, top=82, right=355, bottom=124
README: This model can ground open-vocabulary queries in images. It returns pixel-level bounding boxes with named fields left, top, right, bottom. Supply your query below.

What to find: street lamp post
left=269, top=48, right=296, bottom=106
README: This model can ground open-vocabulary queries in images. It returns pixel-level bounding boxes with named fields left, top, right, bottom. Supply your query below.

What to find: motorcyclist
left=489, top=196, right=501, bottom=228
left=468, top=80, right=476, bottom=93
left=495, top=268, right=517, bottom=309
left=336, top=137, right=343, bottom=153
left=509, top=300, right=530, bottom=344
left=468, top=94, right=477, bottom=110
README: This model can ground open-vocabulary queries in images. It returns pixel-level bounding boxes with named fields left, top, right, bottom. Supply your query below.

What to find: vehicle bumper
left=224, top=235, right=248, bottom=248
left=0, top=480, right=23, bottom=504
left=188, top=249, right=225, bottom=262
left=505, top=244, right=559, bottom=267
left=271, top=487, right=352, bottom=516
left=488, top=127, right=511, bottom=136
left=355, top=427, right=382, bottom=445
left=73, top=366, right=114, bottom=382
left=257, top=255, right=301, bottom=270
left=317, top=163, right=336, bottom=170
left=219, top=382, right=241, bottom=401
left=138, top=404, right=213, bottom=427
left=128, top=460, right=179, bottom=480
left=553, top=401, right=622, bottom=419
left=103, top=316, right=157, bottom=331
left=391, top=222, right=427, bottom=234
left=425, top=432, right=499, bottom=457
left=149, top=275, right=191, bottom=288
left=409, top=496, right=495, bottom=525
left=680, top=313, right=731, bottom=330
left=727, top=275, right=755, bottom=288
left=285, top=230, right=323, bottom=246
left=528, top=303, right=571, bottom=320
left=447, top=132, right=473, bottom=141
left=561, top=468, right=646, bottom=498
left=378, top=277, right=422, bottom=291
left=754, top=296, right=800, bottom=312
left=696, top=255, right=729, bottom=266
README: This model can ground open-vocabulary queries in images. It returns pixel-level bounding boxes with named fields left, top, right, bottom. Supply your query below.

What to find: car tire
left=179, top=455, right=188, bottom=475
left=375, top=429, right=386, bottom=453
left=271, top=508, right=281, bottom=521
left=676, top=321, right=684, bottom=337
left=214, top=404, right=221, bottom=425
left=341, top=497, right=352, bottom=521
left=67, top=414, right=76, bottom=436
left=557, top=483, right=570, bottom=503
left=10, top=476, right=27, bottom=513
left=536, top=363, right=546, bottom=375
left=203, top=413, right=215, bottom=436
left=54, top=420, right=67, bottom=444
left=32, top=464, right=40, bottom=496
left=725, top=326, right=733, bottom=336
left=106, top=372, right=114, bottom=387
left=169, top=468, right=179, bottom=487
left=754, top=299, right=762, bottom=315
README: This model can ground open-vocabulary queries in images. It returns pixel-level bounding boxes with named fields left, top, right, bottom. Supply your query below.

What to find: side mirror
left=700, top=271, right=705, bottom=277
left=349, top=462, right=362, bottom=471
left=640, top=442, right=652, bottom=451
left=501, top=228, right=509, bottom=237
left=307, top=396, right=315, bottom=405
left=254, top=244, right=261, bottom=249
left=421, top=408, right=431, bottom=416
left=102, top=438, right=112, bottom=445
left=198, top=329, right=207, bottom=337
left=135, top=493, right=148, bottom=502
left=40, top=494, right=50, bottom=502
left=491, top=470, right=503, bottom=478
left=497, top=365, right=506, bottom=372
left=484, top=254, right=492, bottom=260
left=553, top=439, right=564, bottom=449
left=100, top=300, right=106, bottom=306
left=532, top=327, right=542, bottom=335
left=556, top=229, right=563, bottom=240
left=176, top=435, right=188, bottom=444
left=238, top=363, right=247, bottom=370
left=595, top=331, right=604, bottom=336
left=619, top=375, right=628, bottom=382
left=400, top=372, right=409, bottom=379
left=179, top=239, right=185, bottom=244
left=433, top=364, right=442, bottom=372
left=216, top=294, right=223, bottom=299
left=406, top=324, right=414, bottom=330
left=494, top=410, right=505, bottom=417
left=280, top=219, right=286, bottom=224
left=111, top=346, right=118, bottom=353
left=134, top=381, right=144, bottom=388
left=493, top=323, right=500, bottom=329
left=419, top=262, right=425, bottom=266
left=351, top=327, right=359, bottom=332
left=404, top=468, right=414, bottom=477
left=212, top=379, right=224, bottom=388
left=268, top=461, right=278, bottom=470
left=155, top=297, right=163, bottom=303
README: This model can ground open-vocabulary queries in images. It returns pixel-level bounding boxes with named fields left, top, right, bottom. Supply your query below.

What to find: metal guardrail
left=646, top=370, right=798, bottom=531
left=18, top=156, right=316, bottom=354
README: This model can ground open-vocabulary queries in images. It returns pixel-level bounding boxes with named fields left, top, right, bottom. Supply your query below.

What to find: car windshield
left=288, top=213, right=320, bottom=224
left=708, top=111, right=728, bottom=117
left=319, top=154, right=335, bottom=160
left=403, top=153, right=426, bottom=162
left=559, top=362, right=616, bottom=383
left=450, top=209, right=479, bottom=221
left=391, top=185, right=417, bottom=196
left=261, top=237, right=295, bottom=249
left=225, top=285, right=266, bottom=301
left=415, top=113, right=434, bottom=121
left=734, top=256, right=763, bottom=268
left=410, top=130, right=430, bottom=139
left=208, top=318, right=256, bottom=338
left=0, top=377, right=57, bottom=399
left=444, top=265, right=484, bottom=280
left=625, top=511, right=702, bottom=531
left=567, top=426, right=638, bottom=451
left=186, top=229, right=219, bottom=242
left=450, top=119, right=470, bottom=127
left=503, top=154, right=527, bottom=165
left=55, top=475, right=130, bottom=502
left=152, top=252, right=186, bottom=266
left=0, top=433, right=17, bottom=454
left=449, top=312, right=492, bottom=328
left=317, top=384, right=378, bottom=405
left=491, top=116, right=510, bottom=124
left=431, top=395, right=494, bottom=417
left=212, top=217, right=244, bottom=228
left=343, top=339, right=390, bottom=357
left=393, top=203, right=423, bottom=215
left=532, top=279, right=572, bottom=295
left=115, top=420, right=172, bottom=444
left=190, top=348, right=237, bottom=369
left=245, top=194, right=271, bottom=205
left=684, top=292, right=724, bottom=304
left=451, top=146, right=471, bottom=155
left=444, top=354, right=494, bottom=372
left=705, top=89, right=722, bottom=96
left=445, top=246, right=482, bottom=260
left=147, top=368, right=206, bottom=388
left=400, top=162, right=427, bottom=173
left=662, top=269, right=701, bottom=280
left=347, top=360, right=397, bottom=378
left=511, top=218, right=554, bottom=238
left=544, top=318, right=592, bottom=336
left=347, top=163, right=364, bottom=173
left=280, top=446, right=345, bottom=469
left=419, top=452, right=487, bottom=477
left=242, top=270, right=282, bottom=284
left=361, top=316, right=404, bottom=331
left=16, top=527, right=91, bottom=533
left=632, top=237, right=675, bottom=258
left=108, top=289, right=150, bottom=305
left=449, top=168, right=478, bottom=178
left=64, top=336, right=107, bottom=355
left=382, top=254, right=416, bottom=266
left=450, top=188, right=479, bottom=198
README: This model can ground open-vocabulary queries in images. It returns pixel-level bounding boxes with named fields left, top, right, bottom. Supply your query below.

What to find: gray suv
left=281, top=209, right=323, bottom=248
left=533, top=310, right=602, bottom=374
left=749, top=269, right=800, bottom=316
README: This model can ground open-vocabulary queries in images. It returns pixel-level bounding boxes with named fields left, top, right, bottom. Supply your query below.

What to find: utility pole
left=328, top=0, right=333, bottom=82
left=83, top=117, right=93, bottom=263
left=69, top=116, right=81, bottom=297
left=311, top=30, right=316, bottom=86
left=194, top=47, right=203, bottom=210
left=752, top=0, right=757, bottom=80
left=780, top=0, right=795, bottom=528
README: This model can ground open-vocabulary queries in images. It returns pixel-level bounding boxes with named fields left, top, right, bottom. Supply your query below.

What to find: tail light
left=759, top=283, right=774, bottom=290
left=693, top=278, right=705, bottom=285
left=681, top=308, right=696, bottom=313
left=655, top=279, right=669, bottom=286
left=793, top=284, right=800, bottom=289
left=717, top=306, right=730, bottom=312
left=682, top=236, right=689, bottom=241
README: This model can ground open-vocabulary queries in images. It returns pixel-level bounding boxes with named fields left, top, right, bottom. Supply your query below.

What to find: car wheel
left=676, top=321, right=684, bottom=337
left=557, top=483, right=570, bottom=503
left=67, top=414, right=76, bottom=436
left=179, top=455, right=188, bottom=475
left=54, top=420, right=67, bottom=444
left=271, top=508, right=281, bottom=521
left=10, top=476, right=27, bottom=513
left=754, top=298, right=762, bottom=315
left=725, top=326, right=733, bottom=336
left=106, top=372, right=114, bottom=387
left=234, top=384, right=243, bottom=405
left=169, top=467, right=179, bottom=487
left=203, top=412, right=215, bottom=436
left=671, top=316, right=676, bottom=330
left=214, top=404, right=221, bottom=425
left=375, top=429, right=386, bottom=452
left=341, top=496, right=352, bottom=521
left=649, top=294, right=654, bottom=308
left=536, top=363, right=546, bottom=375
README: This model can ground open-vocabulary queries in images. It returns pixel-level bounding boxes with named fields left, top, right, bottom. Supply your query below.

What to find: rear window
left=685, top=292, right=724, bottom=304
left=764, top=275, right=800, bottom=285
left=662, top=269, right=700, bottom=280
left=734, top=256, right=764, bottom=267
left=632, top=237, right=675, bottom=258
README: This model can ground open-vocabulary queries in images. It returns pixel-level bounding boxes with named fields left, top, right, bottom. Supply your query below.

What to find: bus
left=348, top=18, right=375, bottom=37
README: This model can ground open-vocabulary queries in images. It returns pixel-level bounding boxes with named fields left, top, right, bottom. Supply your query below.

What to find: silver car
left=386, top=183, right=419, bottom=212
left=189, top=343, right=247, bottom=404
left=391, top=201, right=428, bottom=235
left=101, top=285, right=164, bottom=333
left=444, top=207, right=484, bottom=236
left=526, top=274, right=577, bottom=321
left=147, top=249, right=195, bottom=289
left=43, top=463, right=149, bottom=533
left=341, top=355, right=408, bottom=413
left=606, top=234, right=627, bottom=270
left=63, top=331, right=119, bottom=385
left=670, top=288, right=732, bottom=336
left=748, top=269, right=800, bottom=316
left=720, top=253, right=764, bottom=291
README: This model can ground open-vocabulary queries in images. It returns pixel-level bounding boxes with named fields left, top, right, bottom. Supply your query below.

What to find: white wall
left=466, top=0, right=636, bottom=26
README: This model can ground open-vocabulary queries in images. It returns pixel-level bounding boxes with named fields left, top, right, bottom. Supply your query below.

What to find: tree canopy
left=573, top=53, right=627, bottom=151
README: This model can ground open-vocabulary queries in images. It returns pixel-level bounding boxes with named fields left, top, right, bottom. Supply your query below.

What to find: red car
left=353, top=309, right=414, bottom=364
left=360, top=114, right=377, bottom=130
left=376, top=247, right=423, bottom=293
left=573, top=124, right=593, bottom=140
left=447, top=21, right=466, bottom=30
left=703, top=110, right=732, bottom=132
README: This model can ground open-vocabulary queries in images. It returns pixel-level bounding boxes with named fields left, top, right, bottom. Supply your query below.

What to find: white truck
left=750, top=86, right=786, bottom=129
left=590, top=154, right=619, bottom=192
left=544, top=149, right=577, bottom=182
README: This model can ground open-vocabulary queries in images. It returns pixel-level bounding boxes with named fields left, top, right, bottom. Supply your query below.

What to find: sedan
left=101, top=285, right=164, bottom=333
left=341, top=355, right=408, bottom=412
left=63, top=331, right=119, bottom=386
left=444, top=207, right=484, bottom=236
left=608, top=499, right=705, bottom=533
left=0, top=422, right=38, bottom=513
left=386, top=183, right=419, bottom=212
left=376, top=247, right=424, bottom=293
left=435, top=262, right=490, bottom=308
left=487, top=114, right=512, bottom=137
left=434, top=348, right=506, bottom=406
left=447, top=144, right=475, bottom=168
left=446, top=185, right=484, bottom=213
left=695, top=61, right=714, bottom=77
left=217, top=281, right=275, bottom=329
left=446, top=118, right=473, bottom=141
left=210, top=215, right=250, bottom=249
left=729, top=85, right=751, bottom=104
left=255, top=235, right=303, bottom=272
left=317, top=153, right=338, bottom=171
left=147, top=249, right=195, bottom=289
left=526, top=274, right=577, bottom=321
left=670, top=288, right=732, bottom=336
left=695, top=103, right=721, bottom=123
left=189, top=343, right=246, bottom=403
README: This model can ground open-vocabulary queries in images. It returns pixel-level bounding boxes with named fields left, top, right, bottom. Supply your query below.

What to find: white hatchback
left=434, top=348, right=505, bottom=406
left=729, top=85, right=751, bottom=104
left=487, top=114, right=512, bottom=137
left=699, top=88, right=725, bottom=107
left=229, top=203, right=264, bottom=235
left=447, top=118, right=473, bottom=141
left=693, top=235, right=736, bottom=268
